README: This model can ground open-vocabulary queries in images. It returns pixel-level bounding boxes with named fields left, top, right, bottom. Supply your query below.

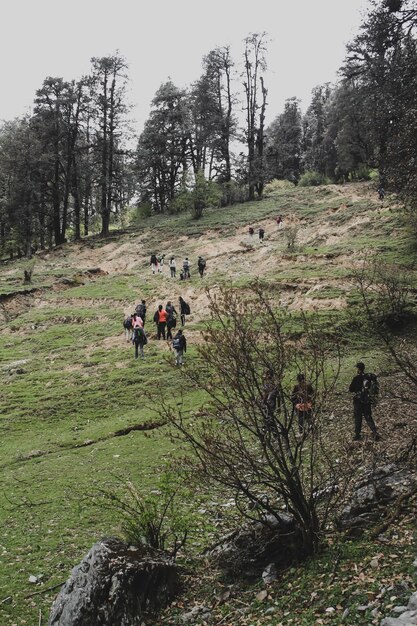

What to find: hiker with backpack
left=132, top=325, right=147, bottom=359
left=154, top=304, right=168, bottom=340
left=158, top=254, right=165, bottom=272
left=166, top=300, right=178, bottom=340
left=349, top=362, right=380, bottom=441
left=291, top=373, right=314, bottom=433
left=123, top=314, right=133, bottom=342
left=172, top=329, right=187, bottom=366
left=183, top=257, right=191, bottom=279
left=169, top=256, right=176, bottom=278
left=150, top=254, right=159, bottom=274
left=197, top=256, right=206, bottom=278
left=179, top=296, right=190, bottom=326
left=135, top=300, right=147, bottom=326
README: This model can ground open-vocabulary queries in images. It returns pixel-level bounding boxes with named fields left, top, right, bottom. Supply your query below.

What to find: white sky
left=0, top=0, right=369, bottom=134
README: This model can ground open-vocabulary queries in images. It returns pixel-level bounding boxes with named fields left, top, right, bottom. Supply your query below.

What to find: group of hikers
left=149, top=254, right=206, bottom=279
left=261, top=361, right=380, bottom=442
left=123, top=296, right=191, bottom=365
left=248, top=216, right=284, bottom=243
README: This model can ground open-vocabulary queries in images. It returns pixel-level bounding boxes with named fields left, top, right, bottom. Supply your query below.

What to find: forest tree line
left=0, top=0, right=416, bottom=258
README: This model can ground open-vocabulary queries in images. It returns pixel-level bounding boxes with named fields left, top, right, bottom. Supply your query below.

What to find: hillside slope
left=0, top=181, right=416, bottom=626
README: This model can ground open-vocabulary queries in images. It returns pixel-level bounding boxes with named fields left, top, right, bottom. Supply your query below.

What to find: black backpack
left=183, top=302, right=190, bottom=315
left=136, top=304, right=145, bottom=318
left=361, top=373, right=379, bottom=406
left=172, top=336, right=182, bottom=349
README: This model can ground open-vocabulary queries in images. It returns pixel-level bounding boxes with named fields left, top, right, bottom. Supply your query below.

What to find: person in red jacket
left=154, top=304, right=167, bottom=340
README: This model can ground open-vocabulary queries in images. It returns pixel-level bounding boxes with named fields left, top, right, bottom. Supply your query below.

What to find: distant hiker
left=183, top=257, right=191, bottom=279
left=132, top=326, right=147, bottom=359
left=377, top=186, right=385, bottom=201
left=131, top=312, right=144, bottom=329
left=276, top=215, right=283, bottom=229
left=150, top=254, right=158, bottom=274
left=158, top=254, right=165, bottom=272
left=123, top=314, right=133, bottom=342
left=154, top=304, right=168, bottom=340
left=259, top=227, right=265, bottom=242
left=248, top=226, right=254, bottom=241
left=179, top=296, right=190, bottom=326
left=197, top=256, right=206, bottom=278
left=261, top=369, right=280, bottom=437
left=166, top=300, right=178, bottom=340
left=349, top=362, right=380, bottom=441
left=135, top=300, right=147, bottom=326
left=172, top=329, right=187, bottom=366
left=291, top=373, right=314, bottom=433
left=169, top=256, right=176, bottom=278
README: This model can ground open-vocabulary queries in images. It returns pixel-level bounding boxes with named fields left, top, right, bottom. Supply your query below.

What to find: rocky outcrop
left=209, top=513, right=304, bottom=578
left=47, top=537, right=179, bottom=626
left=337, top=464, right=417, bottom=532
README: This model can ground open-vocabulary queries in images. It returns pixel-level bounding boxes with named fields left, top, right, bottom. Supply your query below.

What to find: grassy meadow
left=1, top=182, right=416, bottom=625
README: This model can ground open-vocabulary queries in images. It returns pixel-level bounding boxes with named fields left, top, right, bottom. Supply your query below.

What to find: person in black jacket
left=166, top=300, right=178, bottom=340
left=291, top=373, right=314, bottom=433
left=349, top=362, right=380, bottom=441
left=179, top=296, right=190, bottom=326
left=172, top=329, right=187, bottom=366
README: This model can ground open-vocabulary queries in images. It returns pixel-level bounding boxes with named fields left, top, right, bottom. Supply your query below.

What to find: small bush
left=298, top=171, right=331, bottom=187
left=264, top=179, right=296, bottom=195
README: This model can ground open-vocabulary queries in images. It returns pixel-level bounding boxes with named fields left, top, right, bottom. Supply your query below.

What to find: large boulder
left=209, top=513, right=305, bottom=578
left=337, top=464, right=417, bottom=532
left=48, top=537, right=179, bottom=626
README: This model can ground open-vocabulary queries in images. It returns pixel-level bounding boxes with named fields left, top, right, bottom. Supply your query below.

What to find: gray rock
left=262, top=563, right=277, bottom=584
left=393, top=606, right=409, bottom=613
left=409, top=593, right=417, bottom=610
left=47, top=537, right=179, bottom=626
left=337, top=465, right=417, bottom=531
left=209, top=513, right=304, bottom=578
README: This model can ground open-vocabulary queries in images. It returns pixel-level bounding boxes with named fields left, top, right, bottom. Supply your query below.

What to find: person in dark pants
left=172, top=329, right=187, bottom=366
left=179, top=296, right=189, bottom=326
left=259, top=227, right=265, bottom=242
left=197, top=256, right=206, bottom=278
left=135, top=300, right=147, bottom=327
left=349, top=362, right=380, bottom=441
left=166, top=300, right=178, bottom=340
left=261, top=369, right=280, bottom=437
left=154, top=305, right=167, bottom=340
left=132, top=326, right=147, bottom=359
left=291, top=373, right=314, bottom=433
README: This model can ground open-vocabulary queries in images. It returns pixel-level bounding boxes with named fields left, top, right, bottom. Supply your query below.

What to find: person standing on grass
left=166, top=300, right=178, bottom=340
left=261, top=368, right=280, bottom=437
left=259, top=227, right=265, bottom=242
left=154, top=304, right=168, bottom=340
left=183, top=257, right=191, bottom=279
left=248, top=226, right=254, bottom=241
left=123, top=314, right=133, bottom=342
left=150, top=253, right=158, bottom=274
left=132, top=325, right=147, bottom=359
left=291, top=373, right=314, bottom=433
left=158, top=254, right=165, bottom=272
left=169, top=256, right=176, bottom=278
left=197, top=256, right=206, bottom=278
left=349, top=361, right=380, bottom=441
left=172, top=329, right=187, bottom=366
left=179, top=296, right=190, bottom=326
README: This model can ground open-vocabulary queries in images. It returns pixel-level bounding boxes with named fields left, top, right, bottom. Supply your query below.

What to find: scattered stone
left=256, top=590, right=268, bottom=602
left=265, top=606, right=277, bottom=614
left=28, top=575, right=38, bottom=584
left=392, top=605, right=408, bottom=613
left=262, top=563, right=277, bottom=585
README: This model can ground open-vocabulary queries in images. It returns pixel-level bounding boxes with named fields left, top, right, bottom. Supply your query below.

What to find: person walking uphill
left=150, top=254, right=158, bottom=274
left=132, top=326, right=147, bottom=359
left=179, top=296, right=190, bottom=326
left=349, top=362, right=380, bottom=441
left=197, top=256, right=206, bottom=278
left=169, top=256, right=176, bottom=278
left=154, top=305, right=168, bottom=340
left=166, top=300, right=178, bottom=340
left=172, top=329, right=187, bottom=366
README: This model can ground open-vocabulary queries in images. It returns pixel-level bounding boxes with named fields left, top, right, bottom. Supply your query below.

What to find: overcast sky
left=1, top=0, right=369, bottom=134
